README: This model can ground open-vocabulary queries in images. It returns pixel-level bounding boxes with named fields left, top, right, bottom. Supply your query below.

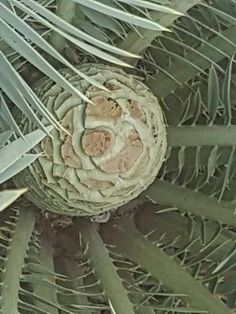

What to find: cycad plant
left=0, top=0, right=236, bottom=313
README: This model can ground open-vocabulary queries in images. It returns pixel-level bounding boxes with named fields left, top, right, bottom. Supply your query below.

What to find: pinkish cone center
left=81, top=129, right=112, bottom=157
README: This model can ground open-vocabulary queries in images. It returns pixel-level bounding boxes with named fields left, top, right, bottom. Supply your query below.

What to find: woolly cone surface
left=15, top=64, right=167, bottom=216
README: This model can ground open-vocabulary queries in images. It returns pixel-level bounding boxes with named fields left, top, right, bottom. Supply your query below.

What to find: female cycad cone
left=15, top=64, right=167, bottom=216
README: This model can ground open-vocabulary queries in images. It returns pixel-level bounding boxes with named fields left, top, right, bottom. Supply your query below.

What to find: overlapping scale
left=14, top=64, right=167, bottom=216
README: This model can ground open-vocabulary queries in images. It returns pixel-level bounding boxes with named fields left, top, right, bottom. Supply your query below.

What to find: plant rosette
left=14, top=64, right=167, bottom=216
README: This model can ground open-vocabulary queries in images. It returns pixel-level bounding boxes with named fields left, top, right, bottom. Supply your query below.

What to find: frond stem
left=33, top=233, right=58, bottom=314
left=145, top=180, right=236, bottom=227
left=49, top=0, right=76, bottom=53
left=167, top=125, right=236, bottom=147
left=77, top=219, right=135, bottom=314
left=1, top=207, right=35, bottom=314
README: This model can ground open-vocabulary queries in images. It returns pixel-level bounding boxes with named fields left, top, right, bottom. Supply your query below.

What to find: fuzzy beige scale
left=15, top=64, right=167, bottom=216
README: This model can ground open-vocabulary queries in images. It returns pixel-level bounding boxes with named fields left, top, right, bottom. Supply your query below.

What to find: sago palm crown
left=0, top=1, right=235, bottom=314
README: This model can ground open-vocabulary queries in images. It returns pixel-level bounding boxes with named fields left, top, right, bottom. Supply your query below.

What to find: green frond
left=136, top=205, right=236, bottom=310
left=29, top=233, right=58, bottom=314
left=118, top=0, right=200, bottom=57
left=0, top=0, right=236, bottom=313
left=0, top=126, right=52, bottom=185
left=0, top=189, right=27, bottom=212
left=73, top=0, right=172, bottom=32
left=101, top=218, right=233, bottom=314
left=78, top=219, right=135, bottom=314
left=145, top=179, right=236, bottom=227
left=0, top=206, right=36, bottom=313
left=135, top=204, right=236, bottom=263
left=145, top=4, right=236, bottom=99
left=167, top=125, right=236, bottom=147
